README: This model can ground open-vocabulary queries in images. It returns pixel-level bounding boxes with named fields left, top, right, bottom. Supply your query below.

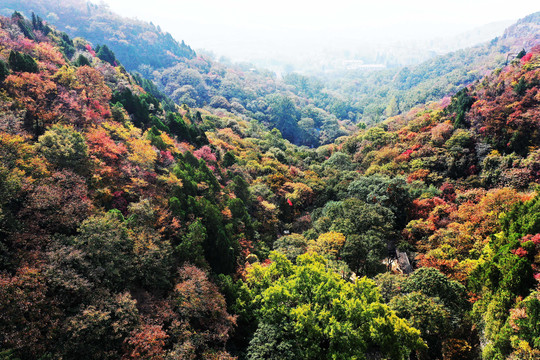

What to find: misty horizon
left=99, top=0, right=539, bottom=71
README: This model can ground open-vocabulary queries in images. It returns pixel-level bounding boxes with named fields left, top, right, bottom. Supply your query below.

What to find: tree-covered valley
left=0, top=2, right=540, bottom=360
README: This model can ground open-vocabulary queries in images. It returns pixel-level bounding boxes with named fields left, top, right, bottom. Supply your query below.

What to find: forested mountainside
left=308, top=11, right=540, bottom=125
left=0, top=0, right=196, bottom=69
left=0, top=13, right=421, bottom=359
left=0, top=7, right=540, bottom=360
left=4, top=1, right=539, bottom=148
left=1, top=0, right=351, bottom=147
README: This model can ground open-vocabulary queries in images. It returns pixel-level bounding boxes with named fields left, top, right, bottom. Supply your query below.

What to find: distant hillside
left=310, top=11, right=540, bottom=124
left=0, top=0, right=353, bottom=147
left=5, top=1, right=538, bottom=147
left=0, top=0, right=196, bottom=70
left=501, top=11, right=540, bottom=48
left=426, top=20, right=513, bottom=54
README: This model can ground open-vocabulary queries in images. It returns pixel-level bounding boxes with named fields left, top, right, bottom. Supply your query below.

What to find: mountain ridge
left=0, top=0, right=196, bottom=70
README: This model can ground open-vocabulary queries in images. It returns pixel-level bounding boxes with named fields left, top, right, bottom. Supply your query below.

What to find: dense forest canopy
left=0, top=4, right=539, bottom=360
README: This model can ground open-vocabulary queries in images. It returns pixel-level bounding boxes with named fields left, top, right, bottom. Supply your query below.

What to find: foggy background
left=94, top=1, right=539, bottom=73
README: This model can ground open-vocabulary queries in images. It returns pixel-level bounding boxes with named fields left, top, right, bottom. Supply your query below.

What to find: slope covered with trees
left=0, top=12, right=421, bottom=359
left=0, top=6, right=540, bottom=360
left=0, top=0, right=196, bottom=69
left=3, top=0, right=350, bottom=147
left=292, top=11, right=540, bottom=125
left=7, top=1, right=539, bottom=148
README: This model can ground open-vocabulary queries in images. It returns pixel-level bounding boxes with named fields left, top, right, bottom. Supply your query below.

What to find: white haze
left=99, top=0, right=539, bottom=72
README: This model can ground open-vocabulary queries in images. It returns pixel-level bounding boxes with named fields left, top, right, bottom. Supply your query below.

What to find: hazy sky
left=99, top=0, right=539, bottom=62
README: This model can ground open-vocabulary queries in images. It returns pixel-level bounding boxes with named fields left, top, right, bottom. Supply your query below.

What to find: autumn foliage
left=0, top=9, right=540, bottom=360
